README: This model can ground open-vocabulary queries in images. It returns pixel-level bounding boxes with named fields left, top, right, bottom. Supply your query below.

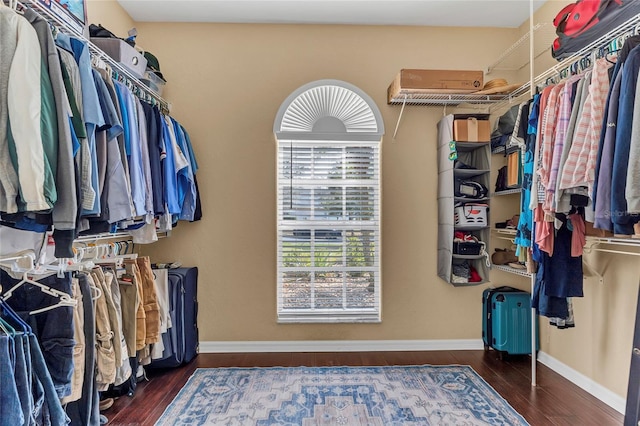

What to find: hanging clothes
left=593, top=35, right=640, bottom=234
left=610, top=45, right=640, bottom=235
left=515, top=96, right=539, bottom=253
left=2, top=2, right=202, bottom=253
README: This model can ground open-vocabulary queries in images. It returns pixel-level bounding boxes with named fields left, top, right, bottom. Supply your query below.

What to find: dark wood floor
left=102, top=351, right=623, bottom=425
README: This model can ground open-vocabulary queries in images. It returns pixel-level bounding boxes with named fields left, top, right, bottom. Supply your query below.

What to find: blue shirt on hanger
left=114, top=81, right=146, bottom=217
left=171, top=118, right=196, bottom=221
left=160, top=115, right=181, bottom=215
left=59, top=34, right=105, bottom=216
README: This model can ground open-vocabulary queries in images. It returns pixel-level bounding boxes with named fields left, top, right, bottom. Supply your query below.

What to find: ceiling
left=117, top=0, right=547, bottom=28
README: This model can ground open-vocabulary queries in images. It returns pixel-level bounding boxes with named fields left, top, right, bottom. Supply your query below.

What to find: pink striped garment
left=559, top=58, right=613, bottom=193
left=538, top=83, right=563, bottom=212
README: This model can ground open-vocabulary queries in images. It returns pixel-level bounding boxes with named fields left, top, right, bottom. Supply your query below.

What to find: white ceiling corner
left=116, top=0, right=547, bottom=28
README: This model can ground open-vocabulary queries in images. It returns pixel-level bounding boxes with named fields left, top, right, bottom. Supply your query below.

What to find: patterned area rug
left=156, top=365, right=529, bottom=425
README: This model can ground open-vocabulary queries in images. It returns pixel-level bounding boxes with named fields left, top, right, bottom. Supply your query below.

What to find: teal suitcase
left=482, top=286, right=538, bottom=356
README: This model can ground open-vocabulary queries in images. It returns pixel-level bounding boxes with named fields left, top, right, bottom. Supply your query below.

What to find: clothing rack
left=14, top=0, right=170, bottom=114
left=489, top=6, right=640, bottom=388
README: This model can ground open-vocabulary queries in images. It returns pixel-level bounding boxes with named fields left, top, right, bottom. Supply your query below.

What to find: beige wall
left=90, top=0, right=639, bottom=401
left=131, top=22, right=518, bottom=344
left=86, top=0, right=135, bottom=38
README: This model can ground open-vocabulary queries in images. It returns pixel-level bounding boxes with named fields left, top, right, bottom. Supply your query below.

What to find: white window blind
left=277, top=141, right=381, bottom=323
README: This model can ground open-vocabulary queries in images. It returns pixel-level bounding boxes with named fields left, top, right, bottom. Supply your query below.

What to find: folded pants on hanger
left=136, top=256, right=160, bottom=346
left=117, top=270, right=138, bottom=357
left=65, top=274, right=100, bottom=426
left=0, top=269, right=74, bottom=399
left=61, top=277, right=85, bottom=405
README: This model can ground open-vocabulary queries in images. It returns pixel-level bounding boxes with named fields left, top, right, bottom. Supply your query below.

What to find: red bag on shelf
left=551, top=0, right=640, bottom=60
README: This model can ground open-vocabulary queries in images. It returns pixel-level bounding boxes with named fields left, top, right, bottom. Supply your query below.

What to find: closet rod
left=74, top=232, right=133, bottom=244
left=592, top=248, right=640, bottom=256
left=15, top=0, right=170, bottom=114
left=0, top=254, right=31, bottom=263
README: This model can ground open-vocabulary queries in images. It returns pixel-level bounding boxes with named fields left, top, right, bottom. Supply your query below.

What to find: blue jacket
left=611, top=45, right=640, bottom=234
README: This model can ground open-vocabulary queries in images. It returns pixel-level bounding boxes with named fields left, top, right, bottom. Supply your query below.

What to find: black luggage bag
left=149, top=267, right=199, bottom=368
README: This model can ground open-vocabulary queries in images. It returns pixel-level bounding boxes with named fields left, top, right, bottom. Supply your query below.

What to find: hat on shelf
left=474, top=78, right=522, bottom=95
left=143, top=51, right=166, bottom=82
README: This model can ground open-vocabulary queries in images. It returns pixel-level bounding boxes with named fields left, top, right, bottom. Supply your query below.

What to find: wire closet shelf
left=16, top=0, right=170, bottom=114
left=490, top=13, right=640, bottom=112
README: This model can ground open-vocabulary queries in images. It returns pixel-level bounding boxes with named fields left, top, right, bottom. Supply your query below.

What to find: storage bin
left=453, top=117, right=491, bottom=142
left=141, top=70, right=166, bottom=96
left=453, top=241, right=483, bottom=255
left=91, top=38, right=147, bottom=78
left=454, top=204, right=488, bottom=227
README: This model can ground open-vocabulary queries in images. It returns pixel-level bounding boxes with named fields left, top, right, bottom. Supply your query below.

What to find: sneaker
left=99, top=414, right=108, bottom=424
left=99, top=397, right=114, bottom=411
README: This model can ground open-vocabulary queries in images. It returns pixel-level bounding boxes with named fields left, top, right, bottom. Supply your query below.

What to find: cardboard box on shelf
left=585, top=221, right=614, bottom=238
left=453, top=117, right=491, bottom=142
left=387, top=69, right=483, bottom=103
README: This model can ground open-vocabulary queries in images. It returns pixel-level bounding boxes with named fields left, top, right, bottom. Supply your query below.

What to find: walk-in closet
left=1, top=0, right=640, bottom=424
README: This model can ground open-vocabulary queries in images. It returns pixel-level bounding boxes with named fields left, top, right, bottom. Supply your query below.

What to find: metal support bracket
left=392, top=95, right=407, bottom=140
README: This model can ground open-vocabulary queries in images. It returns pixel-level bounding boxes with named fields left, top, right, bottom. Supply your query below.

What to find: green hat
left=144, top=51, right=166, bottom=82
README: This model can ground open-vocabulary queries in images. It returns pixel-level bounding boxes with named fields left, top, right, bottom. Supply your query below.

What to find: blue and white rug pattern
left=156, top=365, right=529, bottom=425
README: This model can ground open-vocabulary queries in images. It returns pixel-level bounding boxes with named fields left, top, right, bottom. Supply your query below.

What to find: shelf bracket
left=582, top=258, right=604, bottom=285
left=392, top=95, right=407, bottom=140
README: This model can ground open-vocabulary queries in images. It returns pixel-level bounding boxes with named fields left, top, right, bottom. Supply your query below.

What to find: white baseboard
left=537, top=351, right=626, bottom=415
left=199, top=339, right=485, bottom=353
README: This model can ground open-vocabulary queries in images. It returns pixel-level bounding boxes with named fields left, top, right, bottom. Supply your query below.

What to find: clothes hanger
left=0, top=298, right=31, bottom=334
left=1, top=272, right=77, bottom=315
left=0, top=251, right=36, bottom=273
left=63, top=247, right=102, bottom=300
left=0, top=315, right=16, bottom=336
left=13, top=0, right=25, bottom=15
left=5, top=0, right=18, bottom=12
left=0, top=321, right=10, bottom=335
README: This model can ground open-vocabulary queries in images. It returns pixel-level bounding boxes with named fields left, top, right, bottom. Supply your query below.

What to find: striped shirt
left=538, top=83, right=563, bottom=212
left=559, top=58, right=613, bottom=193
left=546, top=77, right=578, bottom=212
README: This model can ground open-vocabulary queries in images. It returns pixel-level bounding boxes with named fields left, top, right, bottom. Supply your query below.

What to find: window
left=273, top=80, right=384, bottom=323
